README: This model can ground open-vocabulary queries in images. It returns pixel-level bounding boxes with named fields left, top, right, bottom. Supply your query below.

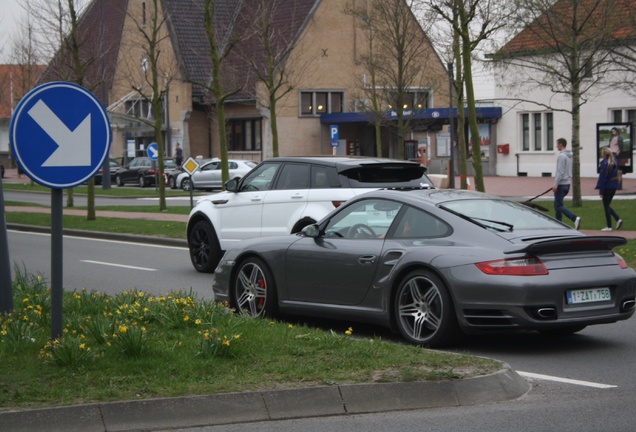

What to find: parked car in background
left=0, top=164, right=4, bottom=179
left=176, top=159, right=256, bottom=191
left=94, top=159, right=122, bottom=185
left=187, top=156, right=434, bottom=272
left=166, top=158, right=213, bottom=189
left=115, top=157, right=177, bottom=187
left=213, top=188, right=636, bottom=347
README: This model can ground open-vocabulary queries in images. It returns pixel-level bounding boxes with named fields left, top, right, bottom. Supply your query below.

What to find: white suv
left=186, top=156, right=434, bottom=272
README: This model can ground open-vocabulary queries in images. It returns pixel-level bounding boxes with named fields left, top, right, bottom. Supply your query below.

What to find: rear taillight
left=332, top=201, right=345, bottom=208
left=475, top=257, right=548, bottom=276
left=614, top=252, right=629, bottom=269
left=148, top=168, right=155, bottom=175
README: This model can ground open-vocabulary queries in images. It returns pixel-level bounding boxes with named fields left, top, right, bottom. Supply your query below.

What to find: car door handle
left=291, top=195, right=304, bottom=199
left=358, top=255, right=376, bottom=264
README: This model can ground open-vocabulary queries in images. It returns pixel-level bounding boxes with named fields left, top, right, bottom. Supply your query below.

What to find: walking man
left=552, top=138, right=581, bottom=230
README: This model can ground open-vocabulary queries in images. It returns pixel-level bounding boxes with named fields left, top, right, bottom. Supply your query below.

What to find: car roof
left=261, top=156, right=424, bottom=172
left=360, top=188, right=501, bottom=206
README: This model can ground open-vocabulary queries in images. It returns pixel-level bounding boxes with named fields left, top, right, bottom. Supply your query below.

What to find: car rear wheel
left=188, top=220, right=223, bottom=273
left=169, top=176, right=177, bottom=189
left=181, top=178, right=192, bottom=191
left=138, top=175, right=146, bottom=188
left=116, top=175, right=124, bottom=187
left=394, top=269, right=461, bottom=347
left=231, top=257, right=278, bottom=318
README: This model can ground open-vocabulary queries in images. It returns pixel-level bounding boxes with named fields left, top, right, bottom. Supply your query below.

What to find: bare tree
left=430, top=0, right=512, bottom=192
left=201, top=0, right=248, bottom=185
left=26, top=0, right=102, bottom=215
left=349, top=0, right=442, bottom=160
left=119, top=0, right=177, bottom=211
left=240, top=0, right=312, bottom=158
left=490, top=0, right=636, bottom=206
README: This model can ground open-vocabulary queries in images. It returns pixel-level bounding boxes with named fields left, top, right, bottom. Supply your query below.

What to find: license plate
left=566, top=288, right=611, bottom=304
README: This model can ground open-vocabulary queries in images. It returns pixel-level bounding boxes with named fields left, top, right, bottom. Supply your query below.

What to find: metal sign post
left=0, top=177, right=13, bottom=314
left=10, top=81, right=111, bottom=340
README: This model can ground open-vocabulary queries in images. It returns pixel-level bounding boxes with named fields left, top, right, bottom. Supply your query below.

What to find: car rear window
left=342, top=164, right=433, bottom=188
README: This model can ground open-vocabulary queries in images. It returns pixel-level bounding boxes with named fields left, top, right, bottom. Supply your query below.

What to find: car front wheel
left=231, top=257, right=278, bottom=318
left=116, top=175, right=124, bottom=187
left=394, top=269, right=460, bottom=347
left=188, top=220, right=223, bottom=273
left=181, top=178, right=192, bottom=191
left=138, top=175, right=146, bottom=188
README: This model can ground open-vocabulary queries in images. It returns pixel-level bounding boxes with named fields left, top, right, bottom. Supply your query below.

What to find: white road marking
left=81, top=260, right=157, bottom=272
left=517, top=371, right=616, bottom=389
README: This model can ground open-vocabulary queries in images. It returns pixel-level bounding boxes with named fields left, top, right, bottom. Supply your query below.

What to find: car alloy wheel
left=138, top=175, right=146, bottom=188
left=169, top=176, right=176, bottom=189
left=232, top=257, right=278, bottom=318
left=188, top=220, right=223, bottom=273
left=395, top=269, right=460, bottom=347
left=116, top=175, right=124, bottom=187
left=181, top=178, right=192, bottom=191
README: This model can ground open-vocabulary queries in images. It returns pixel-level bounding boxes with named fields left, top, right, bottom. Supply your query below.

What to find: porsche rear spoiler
left=504, top=236, right=627, bottom=255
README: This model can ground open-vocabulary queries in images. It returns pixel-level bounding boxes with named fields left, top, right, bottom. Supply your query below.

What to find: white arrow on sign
left=148, top=145, right=159, bottom=159
left=27, top=99, right=92, bottom=167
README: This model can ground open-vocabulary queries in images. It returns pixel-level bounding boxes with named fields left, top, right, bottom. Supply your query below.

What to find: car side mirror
left=225, top=177, right=240, bottom=192
left=301, top=224, right=320, bottom=238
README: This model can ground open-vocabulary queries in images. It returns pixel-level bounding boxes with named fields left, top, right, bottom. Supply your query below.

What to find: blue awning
left=321, top=107, right=502, bottom=123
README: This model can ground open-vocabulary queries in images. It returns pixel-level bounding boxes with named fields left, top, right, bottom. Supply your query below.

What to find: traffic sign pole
left=51, top=189, right=63, bottom=340
left=0, top=177, right=13, bottom=314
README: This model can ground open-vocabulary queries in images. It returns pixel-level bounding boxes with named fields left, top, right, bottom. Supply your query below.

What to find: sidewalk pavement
left=0, top=169, right=633, bottom=430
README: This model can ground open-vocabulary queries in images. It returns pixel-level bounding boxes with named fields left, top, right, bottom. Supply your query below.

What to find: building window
left=520, top=111, right=552, bottom=152
left=387, top=90, right=430, bottom=111
left=533, top=113, right=542, bottom=151
left=522, top=114, right=529, bottom=151
left=546, top=113, right=554, bottom=151
left=611, top=108, right=636, bottom=123
left=228, top=118, right=262, bottom=151
left=299, top=91, right=344, bottom=116
left=125, top=98, right=160, bottom=121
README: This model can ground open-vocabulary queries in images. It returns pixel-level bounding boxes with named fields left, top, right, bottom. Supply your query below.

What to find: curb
left=6, top=223, right=188, bottom=248
left=0, top=366, right=529, bottom=432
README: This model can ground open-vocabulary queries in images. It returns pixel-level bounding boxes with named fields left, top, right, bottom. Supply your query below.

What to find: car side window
left=202, top=162, right=220, bottom=172
left=324, top=199, right=402, bottom=239
left=239, top=162, right=280, bottom=191
left=228, top=162, right=238, bottom=169
left=275, top=163, right=310, bottom=190
left=389, top=206, right=450, bottom=239
left=311, top=166, right=340, bottom=188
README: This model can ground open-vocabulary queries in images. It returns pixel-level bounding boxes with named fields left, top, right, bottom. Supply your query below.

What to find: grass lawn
left=0, top=269, right=501, bottom=410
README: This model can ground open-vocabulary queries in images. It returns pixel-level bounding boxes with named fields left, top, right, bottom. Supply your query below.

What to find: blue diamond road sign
left=9, top=81, right=111, bottom=189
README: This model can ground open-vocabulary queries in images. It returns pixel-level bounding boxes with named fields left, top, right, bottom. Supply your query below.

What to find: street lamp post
left=448, top=62, right=455, bottom=189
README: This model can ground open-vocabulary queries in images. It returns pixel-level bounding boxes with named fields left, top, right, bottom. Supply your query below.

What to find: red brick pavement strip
left=5, top=205, right=188, bottom=222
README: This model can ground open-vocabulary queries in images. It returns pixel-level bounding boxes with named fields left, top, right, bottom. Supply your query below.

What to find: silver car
left=176, top=159, right=256, bottom=191
left=213, top=189, right=636, bottom=347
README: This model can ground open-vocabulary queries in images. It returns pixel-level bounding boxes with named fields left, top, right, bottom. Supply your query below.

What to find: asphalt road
left=5, top=229, right=636, bottom=431
left=7, top=230, right=214, bottom=300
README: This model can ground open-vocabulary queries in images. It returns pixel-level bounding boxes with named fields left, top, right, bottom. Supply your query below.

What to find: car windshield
left=440, top=199, right=565, bottom=231
left=342, top=164, right=433, bottom=188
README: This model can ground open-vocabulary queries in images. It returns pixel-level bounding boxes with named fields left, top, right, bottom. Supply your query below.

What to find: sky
left=0, top=0, right=26, bottom=62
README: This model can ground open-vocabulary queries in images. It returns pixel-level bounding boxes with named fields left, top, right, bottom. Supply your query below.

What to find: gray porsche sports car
left=212, top=189, right=636, bottom=347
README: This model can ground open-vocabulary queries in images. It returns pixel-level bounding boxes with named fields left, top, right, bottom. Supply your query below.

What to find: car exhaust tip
left=536, top=307, right=557, bottom=320
left=621, top=299, right=635, bottom=312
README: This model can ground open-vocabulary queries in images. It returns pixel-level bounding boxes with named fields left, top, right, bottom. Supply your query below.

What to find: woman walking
left=596, top=147, right=623, bottom=231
